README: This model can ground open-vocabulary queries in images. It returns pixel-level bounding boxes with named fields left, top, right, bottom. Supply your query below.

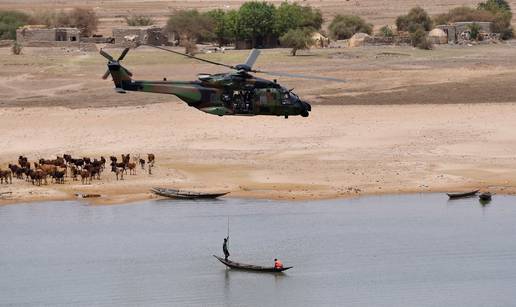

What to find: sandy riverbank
left=1, top=102, right=516, bottom=205
left=2, top=45, right=516, bottom=204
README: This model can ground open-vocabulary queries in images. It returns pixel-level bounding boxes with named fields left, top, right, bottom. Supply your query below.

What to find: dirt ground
left=1, top=43, right=516, bottom=204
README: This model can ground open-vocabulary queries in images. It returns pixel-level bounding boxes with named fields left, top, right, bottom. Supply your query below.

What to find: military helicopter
left=100, top=46, right=345, bottom=118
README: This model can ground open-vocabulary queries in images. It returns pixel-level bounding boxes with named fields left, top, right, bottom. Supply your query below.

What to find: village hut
left=348, top=33, right=371, bottom=47
left=428, top=28, right=448, bottom=44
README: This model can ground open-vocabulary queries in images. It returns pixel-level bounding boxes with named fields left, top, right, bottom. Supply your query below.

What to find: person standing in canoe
left=223, top=237, right=230, bottom=260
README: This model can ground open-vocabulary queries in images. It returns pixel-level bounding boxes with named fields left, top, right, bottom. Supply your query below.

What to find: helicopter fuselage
left=102, top=48, right=311, bottom=118
left=120, top=72, right=311, bottom=118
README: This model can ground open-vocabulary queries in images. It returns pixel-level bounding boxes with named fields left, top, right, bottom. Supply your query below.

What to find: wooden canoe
left=479, top=192, right=492, bottom=201
left=213, top=255, right=292, bottom=273
left=151, top=187, right=229, bottom=199
left=447, top=190, right=479, bottom=199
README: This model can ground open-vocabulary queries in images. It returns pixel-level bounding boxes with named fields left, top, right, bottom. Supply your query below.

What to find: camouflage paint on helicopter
left=101, top=47, right=337, bottom=118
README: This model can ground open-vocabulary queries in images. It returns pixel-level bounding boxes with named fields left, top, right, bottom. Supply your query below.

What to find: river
left=1, top=194, right=515, bottom=306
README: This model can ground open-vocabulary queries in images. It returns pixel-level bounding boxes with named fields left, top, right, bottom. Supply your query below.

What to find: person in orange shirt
left=274, top=258, right=283, bottom=269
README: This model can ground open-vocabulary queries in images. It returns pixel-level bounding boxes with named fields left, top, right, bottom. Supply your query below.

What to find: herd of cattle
left=0, top=153, right=155, bottom=185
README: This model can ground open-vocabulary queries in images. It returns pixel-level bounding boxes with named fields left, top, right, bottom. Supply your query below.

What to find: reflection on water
left=1, top=194, right=516, bottom=306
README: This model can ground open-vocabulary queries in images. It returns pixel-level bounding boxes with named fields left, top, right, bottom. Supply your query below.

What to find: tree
left=478, top=0, right=511, bottom=12
left=205, top=9, right=234, bottom=46
left=280, top=28, right=315, bottom=56
left=410, top=26, right=432, bottom=49
left=0, top=10, right=30, bottom=40
left=125, top=15, right=154, bottom=26
left=478, top=0, right=513, bottom=39
left=167, top=10, right=214, bottom=53
left=396, top=7, right=432, bottom=32
left=328, top=15, right=372, bottom=39
left=274, top=2, right=322, bottom=36
left=68, top=8, right=98, bottom=37
left=235, top=1, right=276, bottom=46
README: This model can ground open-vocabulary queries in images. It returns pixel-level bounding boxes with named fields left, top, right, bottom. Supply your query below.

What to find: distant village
left=0, top=0, right=513, bottom=54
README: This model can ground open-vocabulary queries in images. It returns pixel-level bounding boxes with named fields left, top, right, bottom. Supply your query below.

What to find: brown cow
left=127, top=162, right=137, bottom=175
left=80, top=170, right=91, bottom=184
left=0, top=170, right=12, bottom=184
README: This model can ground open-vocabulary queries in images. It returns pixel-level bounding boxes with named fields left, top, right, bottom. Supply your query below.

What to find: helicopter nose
left=302, top=101, right=311, bottom=112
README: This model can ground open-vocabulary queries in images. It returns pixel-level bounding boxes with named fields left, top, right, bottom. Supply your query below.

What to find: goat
left=139, top=158, right=145, bottom=170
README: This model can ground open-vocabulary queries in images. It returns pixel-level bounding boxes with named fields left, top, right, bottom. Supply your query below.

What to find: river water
left=1, top=194, right=516, bottom=306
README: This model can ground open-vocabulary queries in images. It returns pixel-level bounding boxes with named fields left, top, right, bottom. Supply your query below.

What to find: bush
left=410, top=27, right=432, bottom=49
left=396, top=7, right=433, bottom=32
left=167, top=10, right=214, bottom=49
left=328, top=15, right=372, bottom=39
left=378, top=25, right=394, bottom=37
left=280, top=28, right=315, bottom=56
left=11, top=41, right=22, bottom=55
left=29, top=8, right=98, bottom=36
left=0, top=10, right=30, bottom=40
left=468, top=22, right=482, bottom=40
left=125, top=15, right=154, bottom=26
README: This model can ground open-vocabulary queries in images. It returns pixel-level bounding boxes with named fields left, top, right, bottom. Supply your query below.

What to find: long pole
left=227, top=216, right=230, bottom=248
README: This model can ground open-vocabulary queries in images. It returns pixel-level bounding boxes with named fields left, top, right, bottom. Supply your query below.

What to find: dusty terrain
left=1, top=43, right=516, bottom=204
left=3, top=0, right=516, bottom=35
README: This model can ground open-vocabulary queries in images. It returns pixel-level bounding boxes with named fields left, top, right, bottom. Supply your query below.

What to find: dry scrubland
left=2, top=0, right=516, bottom=35
left=2, top=43, right=516, bottom=204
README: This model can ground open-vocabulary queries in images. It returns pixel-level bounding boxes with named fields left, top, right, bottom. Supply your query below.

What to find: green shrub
left=378, top=25, right=394, bottom=37
left=396, top=7, right=433, bottom=32
left=328, top=15, right=372, bottom=39
left=11, top=41, right=22, bottom=55
left=125, top=15, right=154, bottom=26
left=410, top=27, right=433, bottom=49
left=0, top=10, right=30, bottom=40
left=280, top=28, right=315, bottom=56
left=468, top=22, right=482, bottom=40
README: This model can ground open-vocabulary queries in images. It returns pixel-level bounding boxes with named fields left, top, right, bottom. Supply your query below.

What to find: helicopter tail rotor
left=100, top=48, right=133, bottom=80
left=100, top=48, right=133, bottom=91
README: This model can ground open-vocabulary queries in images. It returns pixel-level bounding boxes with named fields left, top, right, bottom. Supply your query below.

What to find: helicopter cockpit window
left=281, top=90, right=293, bottom=105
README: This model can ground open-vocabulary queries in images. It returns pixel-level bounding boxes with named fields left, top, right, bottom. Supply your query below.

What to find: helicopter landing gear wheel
left=301, top=110, right=309, bottom=117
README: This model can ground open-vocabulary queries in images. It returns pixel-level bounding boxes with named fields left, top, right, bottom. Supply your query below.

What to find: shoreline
left=2, top=183, right=515, bottom=206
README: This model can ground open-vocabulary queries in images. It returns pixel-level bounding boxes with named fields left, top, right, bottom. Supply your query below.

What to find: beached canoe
left=447, top=190, right=479, bottom=199
left=213, top=255, right=292, bottom=273
left=151, top=187, right=229, bottom=199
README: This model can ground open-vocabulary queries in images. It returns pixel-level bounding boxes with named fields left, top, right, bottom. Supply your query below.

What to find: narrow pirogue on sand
left=213, top=255, right=293, bottom=273
left=447, top=190, right=479, bottom=199
left=151, top=187, right=229, bottom=199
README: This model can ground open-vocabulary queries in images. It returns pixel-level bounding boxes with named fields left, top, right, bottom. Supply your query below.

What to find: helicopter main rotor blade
left=257, top=71, right=347, bottom=83
left=118, top=48, right=130, bottom=61
left=99, top=48, right=114, bottom=61
left=244, top=49, right=261, bottom=69
left=102, top=69, right=111, bottom=80
left=123, top=67, right=133, bottom=77
left=145, top=45, right=236, bottom=70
